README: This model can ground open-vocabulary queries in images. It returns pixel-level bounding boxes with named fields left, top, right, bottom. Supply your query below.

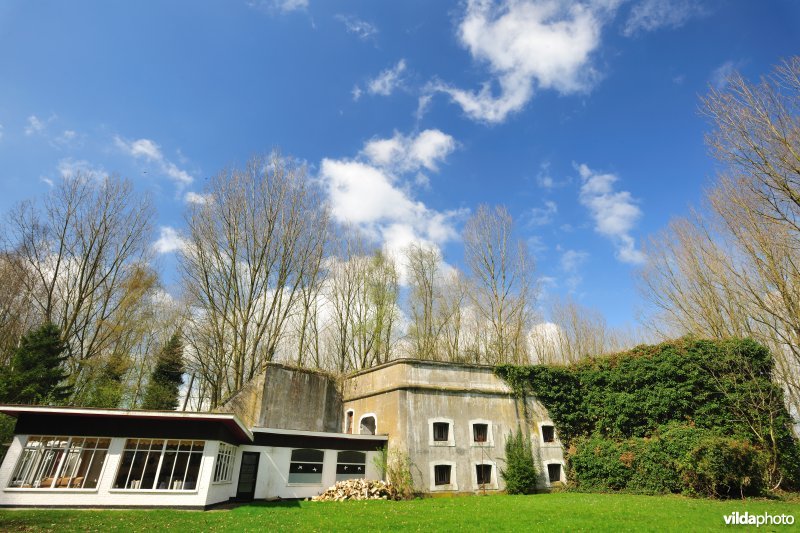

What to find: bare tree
left=4, top=174, right=155, bottom=399
left=326, top=233, right=400, bottom=373
left=0, top=253, right=37, bottom=362
left=640, top=57, right=800, bottom=421
left=180, top=154, right=329, bottom=407
left=405, top=243, right=441, bottom=360
left=463, top=205, right=535, bottom=364
left=436, top=268, right=469, bottom=362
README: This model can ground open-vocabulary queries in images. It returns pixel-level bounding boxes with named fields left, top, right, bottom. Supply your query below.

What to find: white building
left=0, top=360, right=564, bottom=508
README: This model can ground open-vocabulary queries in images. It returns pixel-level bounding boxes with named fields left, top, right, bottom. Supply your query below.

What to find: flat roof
left=346, top=357, right=498, bottom=378
left=0, top=405, right=254, bottom=443
left=251, top=426, right=388, bottom=440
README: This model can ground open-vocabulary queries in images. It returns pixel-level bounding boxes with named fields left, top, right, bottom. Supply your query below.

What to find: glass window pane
left=183, top=451, right=202, bottom=490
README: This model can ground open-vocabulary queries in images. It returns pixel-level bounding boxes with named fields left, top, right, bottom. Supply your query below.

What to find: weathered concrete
left=342, top=359, right=565, bottom=493
left=222, top=358, right=565, bottom=494
left=221, top=363, right=342, bottom=433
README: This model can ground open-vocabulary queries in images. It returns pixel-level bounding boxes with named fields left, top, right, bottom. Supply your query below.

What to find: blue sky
left=1, top=0, right=798, bottom=328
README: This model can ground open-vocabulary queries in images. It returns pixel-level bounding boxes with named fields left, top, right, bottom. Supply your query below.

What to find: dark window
left=360, top=416, right=376, bottom=435
left=288, top=448, right=324, bottom=484
left=336, top=451, right=366, bottom=481
left=434, top=464, right=451, bottom=486
left=8, top=436, right=110, bottom=489
left=473, top=423, right=488, bottom=443
left=114, top=439, right=203, bottom=490
left=547, top=463, right=562, bottom=483
left=542, top=425, right=555, bottom=443
left=433, top=422, right=450, bottom=442
left=476, top=464, right=492, bottom=485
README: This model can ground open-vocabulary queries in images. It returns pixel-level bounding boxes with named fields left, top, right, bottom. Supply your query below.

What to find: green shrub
left=683, top=436, right=765, bottom=498
left=569, top=435, right=631, bottom=491
left=501, top=429, right=538, bottom=494
left=568, top=425, right=767, bottom=498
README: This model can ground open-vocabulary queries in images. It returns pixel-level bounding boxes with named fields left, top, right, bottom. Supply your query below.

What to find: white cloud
left=433, top=0, right=607, bottom=123
left=559, top=248, right=588, bottom=293
left=115, top=136, right=193, bottom=186
left=249, top=0, right=308, bottom=13
left=527, top=200, right=558, bottom=226
left=184, top=191, right=211, bottom=205
left=57, top=158, right=107, bottom=180
left=0, top=124, right=4, bottom=140
left=710, top=60, right=737, bottom=90
left=623, top=0, right=706, bottom=36
left=153, top=226, right=185, bottom=254
left=362, top=129, right=456, bottom=173
left=351, top=85, right=363, bottom=101
left=319, top=129, right=463, bottom=266
left=560, top=249, right=588, bottom=272
left=25, top=115, right=48, bottom=136
left=577, top=163, right=645, bottom=264
left=367, top=59, right=407, bottom=97
left=336, top=14, right=378, bottom=40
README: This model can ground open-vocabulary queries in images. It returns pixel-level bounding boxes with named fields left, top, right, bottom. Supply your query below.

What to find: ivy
left=495, top=337, right=800, bottom=494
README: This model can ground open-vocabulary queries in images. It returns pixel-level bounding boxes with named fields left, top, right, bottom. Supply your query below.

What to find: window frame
left=213, top=442, right=236, bottom=484
left=344, top=409, right=354, bottom=434
left=335, top=450, right=366, bottom=481
left=111, top=439, right=205, bottom=492
left=543, top=460, right=565, bottom=486
left=428, top=417, right=455, bottom=447
left=468, top=419, right=494, bottom=447
left=471, top=460, right=498, bottom=490
left=287, top=448, right=325, bottom=486
left=358, top=413, right=377, bottom=435
left=429, top=460, right=458, bottom=491
left=5, top=435, right=111, bottom=492
left=539, top=422, right=558, bottom=446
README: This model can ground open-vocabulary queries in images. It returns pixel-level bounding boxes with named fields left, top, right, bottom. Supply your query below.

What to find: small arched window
left=359, top=414, right=377, bottom=435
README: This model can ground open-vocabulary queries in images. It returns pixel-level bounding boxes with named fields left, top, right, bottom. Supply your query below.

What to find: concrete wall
left=343, top=360, right=565, bottom=493
left=222, top=363, right=343, bottom=433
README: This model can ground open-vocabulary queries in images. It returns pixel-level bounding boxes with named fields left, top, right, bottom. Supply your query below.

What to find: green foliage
left=569, top=425, right=766, bottom=497
left=384, top=448, right=414, bottom=499
left=0, top=413, right=15, bottom=464
left=84, top=352, right=132, bottom=408
left=496, top=337, right=800, bottom=495
left=683, top=435, right=766, bottom=498
left=500, top=428, right=539, bottom=494
left=0, top=323, right=71, bottom=405
left=141, top=333, right=184, bottom=410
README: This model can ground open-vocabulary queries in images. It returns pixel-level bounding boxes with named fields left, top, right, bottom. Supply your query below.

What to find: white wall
left=0, top=434, right=386, bottom=507
left=0, top=435, right=222, bottom=508
left=232, top=446, right=383, bottom=500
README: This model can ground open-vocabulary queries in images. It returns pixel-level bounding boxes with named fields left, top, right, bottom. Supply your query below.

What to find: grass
left=0, top=493, right=798, bottom=532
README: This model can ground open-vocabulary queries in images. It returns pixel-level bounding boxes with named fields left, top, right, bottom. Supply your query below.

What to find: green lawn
left=0, top=493, right=798, bottom=532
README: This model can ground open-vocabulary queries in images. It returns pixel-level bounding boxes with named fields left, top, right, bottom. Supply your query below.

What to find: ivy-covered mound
left=496, top=338, right=800, bottom=497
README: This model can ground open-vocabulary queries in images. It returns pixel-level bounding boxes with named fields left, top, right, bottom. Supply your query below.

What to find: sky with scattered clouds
left=0, top=0, right=798, bottom=327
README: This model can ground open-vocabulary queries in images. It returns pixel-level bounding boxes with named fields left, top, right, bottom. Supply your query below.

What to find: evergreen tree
left=141, top=333, right=184, bottom=410
left=86, top=352, right=131, bottom=408
left=501, top=428, right=539, bottom=494
left=0, top=323, right=71, bottom=404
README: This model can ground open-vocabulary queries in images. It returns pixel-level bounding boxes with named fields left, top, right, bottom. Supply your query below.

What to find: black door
left=236, top=452, right=260, bottom=501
